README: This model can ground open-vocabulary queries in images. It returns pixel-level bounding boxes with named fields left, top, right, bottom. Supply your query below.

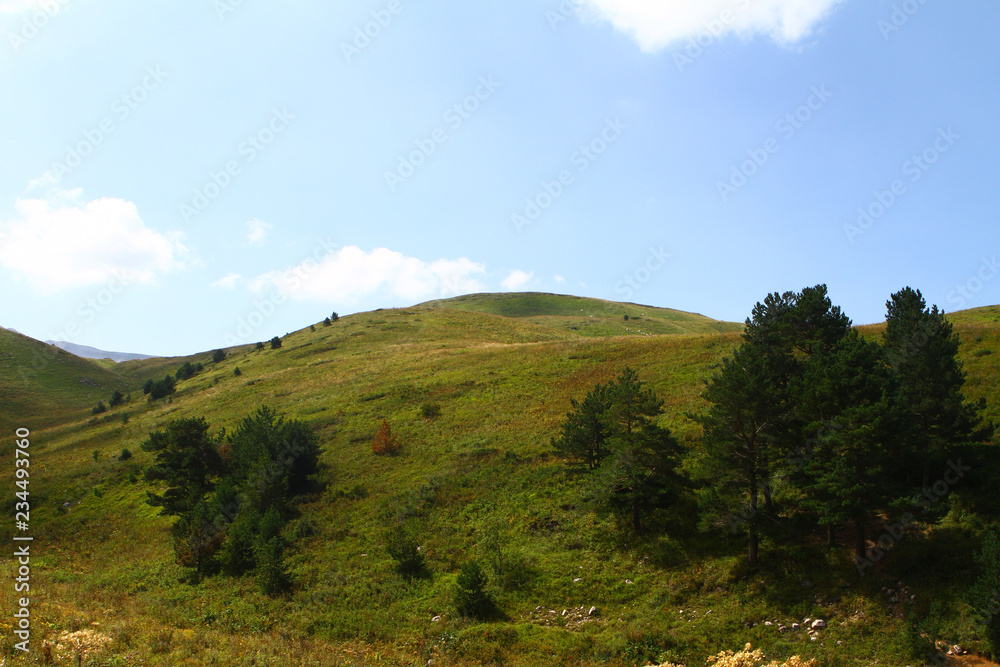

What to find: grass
left=0, top=294, right=997, bottom=665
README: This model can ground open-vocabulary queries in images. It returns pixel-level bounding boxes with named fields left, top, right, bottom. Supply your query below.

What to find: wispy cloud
left=501, top=269, right=534, bottom=291
left=245, top=218, right=272, bottom=246
left=249, top=246, right=487, bottom=304
left=211, top=273, right=243, bottom=290
left=580, top=0, right=844, bottom=52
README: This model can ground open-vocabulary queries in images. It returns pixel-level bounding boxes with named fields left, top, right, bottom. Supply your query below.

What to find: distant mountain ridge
left=46, top=340, right=155, bottom=363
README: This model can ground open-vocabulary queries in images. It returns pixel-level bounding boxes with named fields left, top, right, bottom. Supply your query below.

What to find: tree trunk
left=748, top=477, right=759, bottom=568
left=826, top=523, right=835, bottom=548
left=854, top=510, right=867, bottom=563
left=763, top=481, right=773, bottom=513
left=632, top=501, right=641, bottom=534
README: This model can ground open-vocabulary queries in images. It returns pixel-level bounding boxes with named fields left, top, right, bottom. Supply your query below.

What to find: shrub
left=454, top=560, right=495, bottom=619
left=92, top=401, right=107, bottom=415
left=323, top=317, right=331, bottom=327
left=148, top=375, right=176, bottom=400
left=420, top=403, right=442, bottom=419
left=176, top=362, right=203, bottom=381
left=212, top=349, right=226, bottom=363
left=142, top=379, right=153, bottom=395
left=330, top=312, right=339, bottom=322
left=109, top=390, right=124, bottom=407
left=255, top=342, right=265, bottom=351
left=270, top=336, right=282, bottom=350
left=118, top=448, right=132, bottom=462
left=386, top=524, right=425, bottom=577
left=233, top=367, right=242, bottom=377
left=372, top=420, right=401, bottom=456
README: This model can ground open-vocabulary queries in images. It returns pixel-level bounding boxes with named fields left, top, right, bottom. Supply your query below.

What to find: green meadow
left=1, top=293, right=998, bottom=666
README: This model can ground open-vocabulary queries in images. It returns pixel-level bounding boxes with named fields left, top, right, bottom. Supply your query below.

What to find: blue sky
left=0, top=0, right=997, bottom=356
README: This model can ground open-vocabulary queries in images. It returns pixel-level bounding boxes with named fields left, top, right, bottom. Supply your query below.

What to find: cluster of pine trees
left=697, top=285, right=992, bottom=568
left=140, top=406, right=322, bottom=592
left=555, top=285, right=993, bottom=570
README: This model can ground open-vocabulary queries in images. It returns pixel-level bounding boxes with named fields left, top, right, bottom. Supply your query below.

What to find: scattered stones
left=811, top=619, right=827, bottom=629
left=523, top=605, right=602, bottom=630
left=431, top=615, right=441, bottom=622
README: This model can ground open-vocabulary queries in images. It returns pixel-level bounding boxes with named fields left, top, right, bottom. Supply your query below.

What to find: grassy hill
left=0, top=328, right=129, bottom=433
left=418, top=292, right=744, bottom=337
left=0, top=295, right=998, bottom=666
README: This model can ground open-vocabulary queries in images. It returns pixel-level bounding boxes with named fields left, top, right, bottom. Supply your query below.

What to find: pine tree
left=454, top=560, right=494, bottom=619
left=589, top=368, right=687, bottom=534
left=883, top=287, right=993, bottom=491
left=552, top=381, right=612, bottom=469
left=694, top=342, right=785, bottom=568
left=794, top=331, right=896, bottom=562
left=141, top=417, right=224, bottom=517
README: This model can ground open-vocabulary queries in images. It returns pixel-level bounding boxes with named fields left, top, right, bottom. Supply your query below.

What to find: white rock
left=589, top=606, right=597, bottom=616
left=764, top=621, right=773, bottom=627
left=811, top=619, right=826, bottom=629
left=573, top=578, right=582, bottom=583
left=431, top=616, right=441, bottom=622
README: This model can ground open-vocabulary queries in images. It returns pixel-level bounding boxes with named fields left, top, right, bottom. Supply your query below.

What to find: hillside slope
left=0, top=298, right=997, bottom=665
left=418, top=292, right=744, bottom=337
left=0, top=327, right=129, bottom=432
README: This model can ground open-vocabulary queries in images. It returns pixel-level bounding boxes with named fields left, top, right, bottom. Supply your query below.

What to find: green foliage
left=118, top=447, right=132, bottom=462
left=148, top=375, right=176, bottom=400
left=385, top=524, right=425, bottom=577
left=109, top=389, right=125, bottom=407
left=552, top=381, right=611, bottom=470
left=693, top=341, right=785, bottom=567
left=141, top=417, right=224, bottom=517
left=212, top=349, right=226, bottom=363
left=255, top=507, right=289, bottom=595
left=233, top=366, right=242, bottom=377
left=883, top=287, right=993, bottom=490
left=176, top=361, right=203, bottom=381
left=454, top=560, right=495, bottom=619
left=420, top=402, right=442, bottom=418
left=323, top=317, right=331, bottom=326
left=270, top=336, right=282, bottom=350
left=330, top=311, right=339, bottom=322
left=92, top=400, right=107, bottom=415
left=255, top=342, right=265, bottom=351
left=218, top=509, right=259, bottom=577
left=587, top=367, right=688, bottom=534
left=142, top=378, right=153, bottom=395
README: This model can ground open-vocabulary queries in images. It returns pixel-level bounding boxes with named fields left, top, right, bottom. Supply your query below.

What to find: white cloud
left=0, top=0, right=44, bottom=15
left=245, top=218, right=272, bottom=246
left=0, top=186, right=189, bottom=292
left=580, top=0, right=844, bottom=52
left=554, top=274, right=566, bottom=284
left=249, top=246, right=487, bottom=304
left=211, top=273, right=243, bottom=290
left=501, top=269, right=534, bottom=291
